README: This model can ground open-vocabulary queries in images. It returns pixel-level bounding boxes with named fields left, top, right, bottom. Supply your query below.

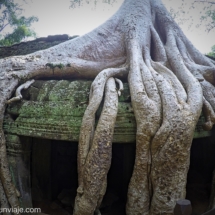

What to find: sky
left=8, top=0, right=215, bottom=54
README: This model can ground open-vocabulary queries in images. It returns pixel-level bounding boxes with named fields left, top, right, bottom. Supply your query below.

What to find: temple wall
left=0, top=34, right=77, bottom=59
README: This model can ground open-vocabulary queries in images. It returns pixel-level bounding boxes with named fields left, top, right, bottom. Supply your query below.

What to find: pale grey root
left=0, top=0, right=214, bottom=214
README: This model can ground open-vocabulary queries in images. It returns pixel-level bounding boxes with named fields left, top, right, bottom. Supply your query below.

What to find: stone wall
left=0, top=34, right=78, bottom=59
left=4, top=80, right=210, bottom=141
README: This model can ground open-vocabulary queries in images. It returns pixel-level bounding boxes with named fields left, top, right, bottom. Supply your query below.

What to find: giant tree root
left=0, top=0, right=214, bottom=214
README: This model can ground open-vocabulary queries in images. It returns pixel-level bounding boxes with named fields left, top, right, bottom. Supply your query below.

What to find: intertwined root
left=73, top=26, right=212, bottom=214
left=149, top=69, right=199, bottom=214
left=126, top=41, right=161, bottom=215
left=0, top=1, right=214, bottom=213
left=74, top=75, right=122, bottom=215
left=77, top=67, right=127, bottom=195
left=0, top=2, right=212, bottom=215
left=125, top=32, right=204, bottom=214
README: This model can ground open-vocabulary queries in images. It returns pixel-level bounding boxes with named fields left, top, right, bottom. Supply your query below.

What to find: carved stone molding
left=3, top=80, right=210, bottom=142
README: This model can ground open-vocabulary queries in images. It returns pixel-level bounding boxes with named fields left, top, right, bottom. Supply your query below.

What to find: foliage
left=45, top=63, right=65, bottom=70
left=70, top=0, right=215, bottom=32
left=70, top=0, right=116, bottom=8
left=0, top=25, right=36, bottom=46
left=166, top=0, right=215, bottom=32
left=0, top=0, right=38, bottom=46
left=201, top=8, right=215, bottom=32
left=207, top=44, right=215, bottom=57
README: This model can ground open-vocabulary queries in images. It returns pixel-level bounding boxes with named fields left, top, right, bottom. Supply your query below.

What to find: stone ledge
left=0, top=34, right=78, bottom=59
left=3, top=80, right=211, bottom=142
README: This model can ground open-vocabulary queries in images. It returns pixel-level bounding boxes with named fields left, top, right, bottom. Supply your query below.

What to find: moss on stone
left=3, top=80, right=211, bottom=143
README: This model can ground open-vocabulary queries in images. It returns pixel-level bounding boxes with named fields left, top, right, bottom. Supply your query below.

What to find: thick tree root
left=77, top=67, right=127, bottom=194
left=0, top=0, right=214, bottom=214
left=0, top=77, right=20, bottom=212
left=126, top=27, right=203, bottom=214
left=149, top=30, right=202, bottom=215
left=0, top=131, right=20, bottom=213
left=0, top=180, right=11, bottom=215
left=126, top=40, right=161, bottom=215
left=74, top=77, right=120, bottom=215
left=202, top=97, right=215, bottom=130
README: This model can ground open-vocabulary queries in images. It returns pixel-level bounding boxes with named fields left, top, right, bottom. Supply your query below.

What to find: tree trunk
left=0, top=0, right=215, bottom=214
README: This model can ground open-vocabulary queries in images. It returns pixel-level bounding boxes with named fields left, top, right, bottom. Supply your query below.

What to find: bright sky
left=12, top=0, right=215, bottom=54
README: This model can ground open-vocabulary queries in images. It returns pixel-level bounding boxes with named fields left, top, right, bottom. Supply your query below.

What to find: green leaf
left=0, top=0, right=38, bottom=46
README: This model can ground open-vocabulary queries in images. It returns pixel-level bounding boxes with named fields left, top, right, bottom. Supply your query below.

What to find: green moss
left=45, top=63, right=65, bottom=70
left=3, top=80, right=211, bottom=143
left=37, top=80, right=57, bottom=101
left=48, top=80, right=92, bottom=103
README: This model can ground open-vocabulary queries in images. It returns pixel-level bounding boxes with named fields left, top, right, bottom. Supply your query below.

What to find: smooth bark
left=0, top=0, right=214, bottom=214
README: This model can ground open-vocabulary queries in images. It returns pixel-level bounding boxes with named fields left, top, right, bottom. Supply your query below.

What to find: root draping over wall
left=0, top=0, right=215, bottom=214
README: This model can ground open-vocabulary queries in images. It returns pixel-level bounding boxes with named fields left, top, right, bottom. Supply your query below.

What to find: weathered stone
left=0, top=34, right=78, bottom=59
left=3, top=80, right=210, bottom=143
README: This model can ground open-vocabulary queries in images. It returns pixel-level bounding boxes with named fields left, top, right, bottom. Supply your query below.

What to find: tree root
left=126, top=39, right=162, bottom=215
left=0, top=180, right=11, bottom=215
left=0, top=77, right=20, bottom=213
left=6, top=79, right=35, bottom=104
left=0, top=1, right=214, bottom=214
left=202, top=97, right=215, bottom=130
left=74, top=77, right=120, bottom=215
left=0, top=130, right=20, bottom=213
left=126, top=24, right=203, bottom=214
left=77, top=66, right=127, bottom=195
left=115, top=78, right=124, bottom=96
